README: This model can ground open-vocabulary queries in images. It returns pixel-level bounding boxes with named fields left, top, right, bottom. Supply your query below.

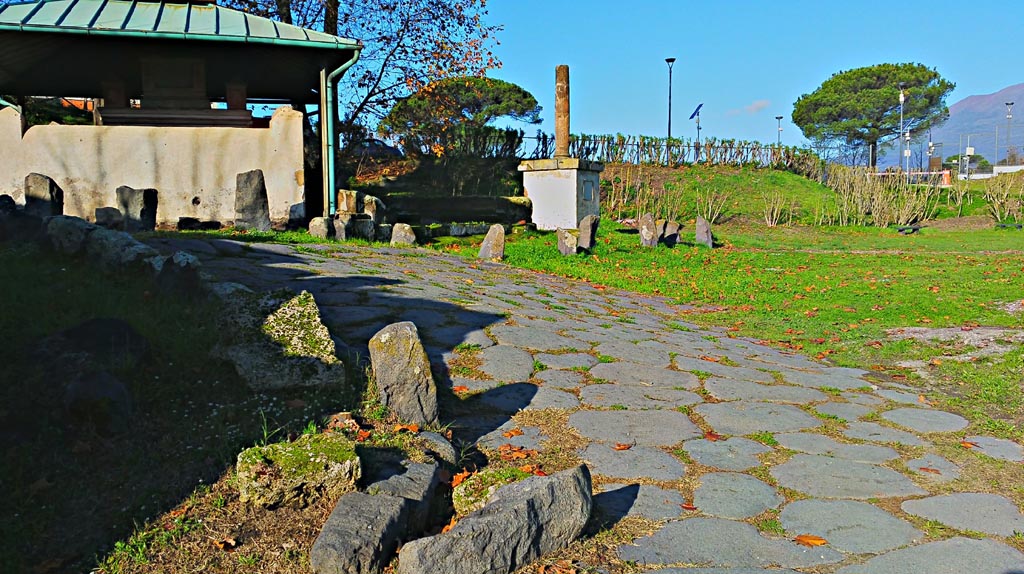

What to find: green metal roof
left=0, top=0, right=361, bottom=50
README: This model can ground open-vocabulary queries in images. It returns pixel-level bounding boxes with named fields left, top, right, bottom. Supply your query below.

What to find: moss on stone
left=260, top=290, right=338, bottom=363
left=452, top=466, right=531, bottom=515
left=236, top=433, right=360, bottom=508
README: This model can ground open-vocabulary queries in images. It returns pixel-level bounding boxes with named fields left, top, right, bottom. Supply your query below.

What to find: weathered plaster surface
left=519, top=159, right=601, bottom=231
left=0, top=106, right=305, bottom=227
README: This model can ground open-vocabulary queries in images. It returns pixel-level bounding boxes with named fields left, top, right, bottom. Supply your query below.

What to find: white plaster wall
left=0, top=106, right=305, bottom=227
left=524, top=168, right=601, bottom=230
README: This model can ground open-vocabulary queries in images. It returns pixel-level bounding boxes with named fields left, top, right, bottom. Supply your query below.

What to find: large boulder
left=116, top=186, right=158, bottom=232
left=639, top=213, right=658, bottom=247
left=368, top=322, right=439, bottom=426
left=234, top=170, right=271, bottom=232
left=390, top=223, right=417, bottom=246
left=85, top=227, right=160, bottom=271
left=24, top=173, right=63, bottom=218
left=578, top=214, right=599, bottom=252
left=478, top=224, right=506, bottom=261
left=368, top=461, right=442, bottom=535
left=398, top=464, right=593, bottom=574
left=556, top=228, right=578, bottom=256
left=695, top=216, right=714, bottom=248
left=152, top=251, right=203, bottom=297
left=309, top=217, right=334, bottom=240
left=310, top=491, right=408, bottom=574
left=663, top=220, right=680, bottom=247
left=94, top=207, right=124, bottom=229
left=236, top=432, right=360, bottom=508
left=214, top=291, right=347, bottom=391
left=45, top=215, right=96, bottom=255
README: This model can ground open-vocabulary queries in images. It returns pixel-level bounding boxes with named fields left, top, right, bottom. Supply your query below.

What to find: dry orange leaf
left=612, top=443, right=634, bottom=451
left=699, top=355, right=721, bottom=363
left=441, top=516, right=458, bottom=534
left=794, top=534, right=828, bottom=547
left=168, top=507, right=187, bottom=519
left=451, top=470, right=472, bottom=488
left=503, top=428, right=525, bottom=438
left=960, top=440, right=980, bottom=449
left=918, top=394, right=930, bottom=405
left=704, top=431, right=723, bottom=442
left=452, top=385, right=470, bottom=393
left=355, top=429, right=371, bottom=442
left=214, top=538, right=238, bottom=552
left=680, top=501, right=698, bottom=511
left=394, top=423, right=420, bottom=434
left=918, top=466, right=942, bottom=475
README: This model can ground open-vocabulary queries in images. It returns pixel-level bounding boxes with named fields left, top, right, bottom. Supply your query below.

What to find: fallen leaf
left=394, top=423, right=420, bottom=434
left=960, top=440, right=980, bottom=449
left=794, top=534, right=828, bottom=547
left=503, top=428, right=525, bottom=438
left=356, top=429, right=371, bottom=442
left=214, top=538, right=238, bottom=552
left=168, top=507, right=187, bottom=519
left=699, top=355, right=721, bottom=363
left=918, top=467, right=942, bottom=475
left=613, top=443, right=634, bottom=451
left=680, top=501, right=698, bottom=511
left=704, top=431, right=723, bottom=442
left=451, top=470, right=472, bottom=488
left=917, top=395, right=930, bottom=405
left=441, top=516, right=458, bottom=534
left=865, top=340, right=884, bottom=348
left=930, top=358, right=943, bottom=366
left=452, top=385, right=470, bottom=393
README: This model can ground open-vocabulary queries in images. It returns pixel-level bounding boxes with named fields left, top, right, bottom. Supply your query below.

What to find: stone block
left=695, top=216, right=714, bottom=248
left=45, top=215, right=96, bottom=255
left=368, top=461, right=441, bottom=534
left=309, top=217, right=334, bottom=240
left=24, top=173, right=63, bottom=218
left=234, top=170, right=271, bottom=231
left=578, top=214, right=599, bottom=251
left=556, top=228, right=578, bottom=255
left=94, top=207, right=123, bottom=229
left=368, top=322, right=439, bottom=426
left=311, top=491, right=408, bottom=574
left=116, top=186, right=158, bottom=232
left=639, top=213, right=657, bottom=247
left=237, top=433, right=360, bottom=509
left=390, top=223, right=417, bottom=246
left=478, top=224, right=505, bottom=260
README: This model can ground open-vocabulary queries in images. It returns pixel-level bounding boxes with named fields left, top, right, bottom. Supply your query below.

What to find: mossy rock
left=236, top=433, right=360, bottom=509
left=261, top=290, right=338, bottom=363
left=452, top=467, right=531, bottom=515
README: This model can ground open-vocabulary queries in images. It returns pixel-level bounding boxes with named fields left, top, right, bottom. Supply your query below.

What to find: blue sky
left=486, top=0, right=1023, bottom=145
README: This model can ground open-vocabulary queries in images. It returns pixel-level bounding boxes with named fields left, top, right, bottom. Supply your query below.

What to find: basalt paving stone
left=842, top=421, right=927, bottom=446
left=813, top=401, right=873, bottom=421
left=640, top=570, right=799, bottom=574
left=569, top=327, right=635, bottom=344
left=579, top=384, right=702, bottom=410
left=771, top=454, right=926, bottom=499
left=880, top=407, right=968, bottom=433
left=447, top=376, right=501, bottom=393
left=835, top=537, right=1024, bottom=574
left=424, top=326, right=494, bottom=350
left=593, top=341, right=672, bottom=366
left=901, top=493, right=1024, bottom=536
left=569, top=410, right=702, bottom=446
left=777, top=368, right=868, bottom=390
left=779, top=499, right=922, bottom=554
left=773, top=433, right=899, bottom=463
left=673, top=357, right=776, bottom=383
left=617, top=518, right=844, bottom=569
left=588, top=362, right=701, bottom=389
left=594, top=483, right=686, bottom=521
left=476, top=421, right=545, bottom=451
left=745, top=352, right=823, bottom=371
left=963, top=435, right=1024, bottom=462
left=682, top=437, right=771, bottom=471
left=580, top=443, right=686, bottom=481
left=534, top=353, right=599, bottom=370
left=476, top=383, right=579, bottom=413
left=391, top=308, right=450, bottom=327
left=477, top=345, right=535, bottom=382
left=693, top=473, right=784, bottom=519
left=534, top=369, right=584, bottom=389
left=695, top=402, right=823, bottom=435
left=906, top=454, right=960, bottom=482
left=843, top=391, right=885, bottom=406
left=703, top=378, right=829, bottom=404
left=876, top=389, right=921, bottom=404
left=319, top=305, right=395, bottom=326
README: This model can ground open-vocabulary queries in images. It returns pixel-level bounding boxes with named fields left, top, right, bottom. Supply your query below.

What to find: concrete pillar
left=555, top=65, right=570, bottom=159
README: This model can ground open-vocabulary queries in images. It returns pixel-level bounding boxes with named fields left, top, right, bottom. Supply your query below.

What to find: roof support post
left=321, top=52, right=359, bottom=217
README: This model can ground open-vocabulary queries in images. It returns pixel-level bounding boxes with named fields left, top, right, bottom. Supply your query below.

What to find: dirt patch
left=920, top=215, right=993, bottom=231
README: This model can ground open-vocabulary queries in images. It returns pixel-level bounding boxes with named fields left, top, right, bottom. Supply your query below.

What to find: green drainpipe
left=0, top=96, right=21, bottom=113
left=323, top=50, right=361, bottom=216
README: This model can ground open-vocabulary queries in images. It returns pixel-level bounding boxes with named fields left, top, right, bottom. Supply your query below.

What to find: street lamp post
left=665, top=58, right=676, bottom=142
left=899, top=84, right=909, bottom=184
left=776, top=115, right=783, bottom=146
left=1006, top=101, right=1014, bottom=165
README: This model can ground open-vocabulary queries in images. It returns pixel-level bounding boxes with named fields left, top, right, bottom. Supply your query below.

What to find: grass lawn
left=435, top=221, right=1024, bottom=438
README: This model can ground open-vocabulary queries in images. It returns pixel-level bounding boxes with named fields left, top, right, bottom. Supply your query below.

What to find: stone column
left=555, top=65, right=570, bottom=159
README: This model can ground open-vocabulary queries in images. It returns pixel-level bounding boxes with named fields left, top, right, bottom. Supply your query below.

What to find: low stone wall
left=0, top=106, right=305, bottom=228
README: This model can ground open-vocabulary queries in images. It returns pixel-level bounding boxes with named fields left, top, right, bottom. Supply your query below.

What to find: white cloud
left=744, top=99, right=771, bottom=114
